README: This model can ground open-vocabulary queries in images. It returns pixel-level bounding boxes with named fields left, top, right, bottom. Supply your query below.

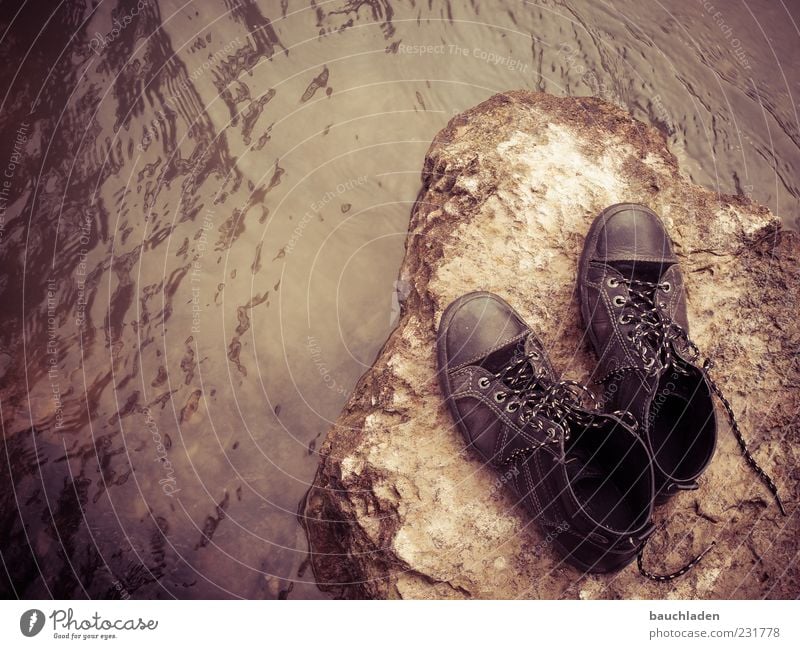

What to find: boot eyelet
left=546, top=427, right=557, bottom=440
left=644, top=357, right=655, bottom=369
left=478, top=377, right=490, bottom=389
left=606, top=277, right=620, bottom=288
left=494, top=392, right=507, bottom=403
left=661, top=282, right=671, bottom=293
left=619, top=314, right=631, bottom=325
left=506, top=401, right=519, bottom=413
left=529, top=350, right=540, bottom=360
left=627, top=331, right=635, bottom=340
left=612, top=295, right=626, bottom=307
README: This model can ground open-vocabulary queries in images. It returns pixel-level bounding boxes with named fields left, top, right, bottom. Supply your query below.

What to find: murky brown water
left=0, top=0, right=797, bottom=599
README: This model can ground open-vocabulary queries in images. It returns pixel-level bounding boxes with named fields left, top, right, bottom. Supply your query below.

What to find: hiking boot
left=437, top=291, right=656, bottom=573
left=577, top=203, right=717, bottom=501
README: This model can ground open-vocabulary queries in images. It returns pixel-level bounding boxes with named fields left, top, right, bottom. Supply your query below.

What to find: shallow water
left=0, top=0, right=797, bottom=599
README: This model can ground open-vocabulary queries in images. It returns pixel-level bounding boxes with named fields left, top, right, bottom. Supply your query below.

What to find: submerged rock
left=302, top=91, right=799, bottom=599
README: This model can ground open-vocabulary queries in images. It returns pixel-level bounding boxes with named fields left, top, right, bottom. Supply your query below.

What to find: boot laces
left=602, top=275, right=787, bottom=580
left=492, top=338, right=609, bottom=444
left=637, top=524, right=717, bottom=582
left=611, top=276, right=691, bottom=374
left=614, top=276, right=786, bottom=516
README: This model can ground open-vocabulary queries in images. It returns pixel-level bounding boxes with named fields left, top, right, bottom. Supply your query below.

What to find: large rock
left=302, top=91, right=800, bottom=599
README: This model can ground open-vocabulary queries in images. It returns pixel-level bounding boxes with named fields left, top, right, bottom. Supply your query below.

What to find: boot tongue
left=608, top=260, right=671, bottom=284
left=565, top=447, right=606, bottom=484
left=608, top=370, right=660, bottom=425
left=479, top=337, right=524, bottom=374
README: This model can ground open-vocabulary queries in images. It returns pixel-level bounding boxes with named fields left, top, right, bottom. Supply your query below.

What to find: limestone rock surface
left=303, top=91, right=800, bottom=599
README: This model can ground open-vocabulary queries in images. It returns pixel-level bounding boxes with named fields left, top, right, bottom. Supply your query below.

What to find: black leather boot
left=578, top=203, right=785, bottom=513
left=437, top=292, right=656, bottom=573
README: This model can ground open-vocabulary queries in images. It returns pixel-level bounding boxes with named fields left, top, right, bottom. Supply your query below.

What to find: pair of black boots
left=437, top=203, right=785, bottom=579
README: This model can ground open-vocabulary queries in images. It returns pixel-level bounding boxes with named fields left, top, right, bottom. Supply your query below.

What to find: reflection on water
left=0, top=0, right=797, bottom=598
